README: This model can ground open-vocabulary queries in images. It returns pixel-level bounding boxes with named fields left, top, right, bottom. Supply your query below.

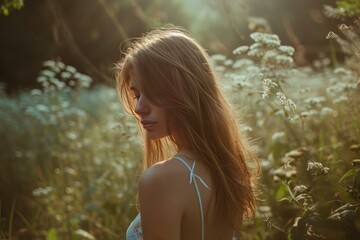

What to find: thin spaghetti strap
left=173, top=156, right=210, bottom=240
left=173, top=156, right=211, bottom=189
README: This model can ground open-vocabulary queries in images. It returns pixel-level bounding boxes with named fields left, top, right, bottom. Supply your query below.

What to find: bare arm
left=139, top=162, right=184, bottom=240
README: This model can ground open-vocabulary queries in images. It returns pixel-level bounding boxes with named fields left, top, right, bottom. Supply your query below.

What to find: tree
left=0, top=0, right=24, bottom=16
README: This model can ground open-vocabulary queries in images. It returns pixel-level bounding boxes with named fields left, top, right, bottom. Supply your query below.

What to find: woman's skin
left=130, top=76, right=235, bottom=239
left=130, top=77, right=168, bottom=140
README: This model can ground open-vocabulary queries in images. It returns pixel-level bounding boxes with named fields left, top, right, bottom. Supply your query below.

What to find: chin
left=147, top=132, right=169, bottom=140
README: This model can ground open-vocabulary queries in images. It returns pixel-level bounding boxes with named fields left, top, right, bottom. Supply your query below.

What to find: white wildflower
left=32, top=186, right=53, bottom=196
left=49, top=77, right=61, bottom=86
left=271, top=131, right=285, bottom=141
left=249, top=32, right=263, bottom=42
left=40, top=69, right=56, bottom=78
left=248, top=48, right=263, bottom=58
left=339, top=24, right=349, bottom=30
left=307, top=161, right=330, bottom=175
left=78, top=74, right=92, bottom=88
left=31, top=89, right=42, bottom=95
left=326, top=84, right=343, bottom=95
left=241, top=125, right=253, bottom=132
left=333, top=95, right=348, bottom=104
left=278, top=46, right=295, bottom=56
left=36, top=104, right=49, bottom=112
left=275, top=55, right=294, bottom=66
left=25, top=106, right=35, bottom=115
left=258, top=205, right=272, bottom=213
left=214, top=65, right=226, bottom=72
left=233, top=46, right=249, bottom=55
left=51, top=66, right=61, bottom=73
left=211, top=54, right=227, bottom=62
left=294, top=185, right=307, bottom=193
left=322, top=167, right=330, bottom=175
left=42, top=60, right=56, bottom=68
left=55, top=61, right=65, bottom=69
left=65, top=65, right=77, bottom=73
left=61, top=71, right=72, bottom=79
left=74, top=109, right=87, bottom=118
left=323, top=5, right=341, bottom=19
left=276, top=92, right=287, bottom=106
left=250, top=32, right=281, bottom=46
left=326, top=31, right=338, bottom=39
left=287, top=99, right=297, bottom=111
left=232, top=75, right=253, bottom=89
left=245, top=65, right=261, bottom=74
left=232, top=59, right=254, bottom=69
left=66, top=131, right=78, bottom=140
left=300, top=110, right=319, bottom=117
left=334, top=67, right=353, bottom=81
left=61, top=101, right=70, bottom=108
left=307, top=161, right=324, bottom=171
left=262, top=78, right=278, bottom=98
left=224, top=59, right=234, bottom=66
left=250, top=42, right=261, bottom=50
left=261, top=159, right=271, bottom=169
left=305, top=96, right=326, bottom=107
left=263, top=50, right=277, bottom=62
left=276, top=92, right=296, bottom=111
left=36, top=76, right=47, bottom=83
left=266, top=38, right=281, bottom=47
left=320, top=107, right=333, bottom=116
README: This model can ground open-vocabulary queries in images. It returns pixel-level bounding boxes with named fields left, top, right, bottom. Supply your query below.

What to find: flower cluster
left=294, top=185, right=308, bottom=193
left=262, top=78, right=278, bottom=98
left=233, top=46, right=249, bottom=55
left=250, top=32, right=281, bottom=47
left=276, top=92, right=297, bottom=112
left=36, top=60, right=93, bottom=93
left=307, top=161, right=330, bottom=176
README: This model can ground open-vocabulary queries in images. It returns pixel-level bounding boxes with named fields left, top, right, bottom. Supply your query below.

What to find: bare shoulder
left=139, top=158, right=189, bottom=193
left=138, top=158, right=189, bottom=238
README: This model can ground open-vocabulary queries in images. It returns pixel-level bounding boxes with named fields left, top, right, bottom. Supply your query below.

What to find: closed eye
left=130, top=86, right=140, bottom=101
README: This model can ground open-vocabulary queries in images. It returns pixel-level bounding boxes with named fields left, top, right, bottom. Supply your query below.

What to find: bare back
left=137, top=153, right=236, bottom=240
left=174, top=156, right=236, bottom=240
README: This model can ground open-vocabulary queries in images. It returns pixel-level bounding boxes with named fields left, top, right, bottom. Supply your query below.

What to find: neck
left=176, top=146, right=195, bottom=159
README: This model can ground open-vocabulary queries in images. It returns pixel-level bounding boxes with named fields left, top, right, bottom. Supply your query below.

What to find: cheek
left=167, top=116, right=181, bottom=134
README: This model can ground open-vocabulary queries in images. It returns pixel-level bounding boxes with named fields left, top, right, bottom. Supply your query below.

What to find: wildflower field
left=1, top=18, right=360, bottom=240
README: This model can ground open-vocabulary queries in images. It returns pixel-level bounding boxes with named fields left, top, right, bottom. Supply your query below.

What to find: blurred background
left=1, top=0, right=360, bottom=239
left=0, top=0, right=346, bottom=94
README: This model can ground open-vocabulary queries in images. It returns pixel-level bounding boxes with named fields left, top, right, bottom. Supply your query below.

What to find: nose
left=134, top=95, right=150, bottom=116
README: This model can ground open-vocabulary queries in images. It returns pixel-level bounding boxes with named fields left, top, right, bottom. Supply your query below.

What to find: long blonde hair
left=116, top=27, right=257, bottom=234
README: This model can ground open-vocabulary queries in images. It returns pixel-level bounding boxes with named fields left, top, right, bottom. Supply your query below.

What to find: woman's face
left=130, top=76, right=170, bottom=140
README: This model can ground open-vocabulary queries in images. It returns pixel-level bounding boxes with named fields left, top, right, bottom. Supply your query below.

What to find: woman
left=116, top=27, right=257, bottom=240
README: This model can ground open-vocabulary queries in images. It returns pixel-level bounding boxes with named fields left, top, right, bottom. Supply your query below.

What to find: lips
left=141, top=120, right=157, bottom=129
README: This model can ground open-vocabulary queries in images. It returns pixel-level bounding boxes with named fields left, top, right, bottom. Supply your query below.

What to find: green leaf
left=275, top=184, right=287, bottom=200
left=338, top=169, right=359, bottom=184
left=46, top=227, right=57, bottom=240
left=2, top=8, right=9, bottom=16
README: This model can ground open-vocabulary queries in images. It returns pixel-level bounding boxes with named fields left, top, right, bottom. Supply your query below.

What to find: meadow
left=1, top=30, right=359, bottom=239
